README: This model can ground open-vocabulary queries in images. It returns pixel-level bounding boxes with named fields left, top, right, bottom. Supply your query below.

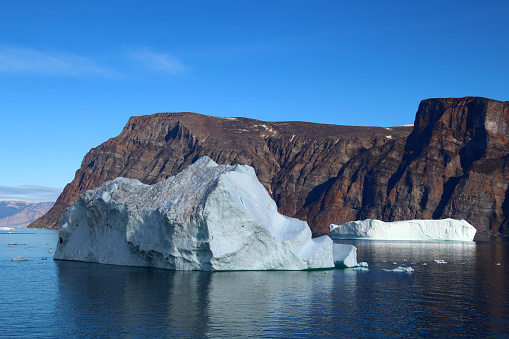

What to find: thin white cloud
left=0, top=185, right=62, bottom=202
left=127, top=46, right=187, bottom=75
left=0, top=45, right=114, bottom=77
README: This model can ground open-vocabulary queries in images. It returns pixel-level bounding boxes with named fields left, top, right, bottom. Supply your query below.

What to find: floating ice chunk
left=332, top=244, right=358, bottom=268
left=353, top=266, right=369, bottom=271
left=330, top=218, right=476, bottom=241
left=54, top=157, right=338, bottom=271
left=12, top=256, right=28, bottom=262
left=358, top=261, right=368, bottom=267
left=434, top=259, right=447, bottom=264
left=495, top=263, right=501, bottom=266
left=384, top=266, right=414, bottom=272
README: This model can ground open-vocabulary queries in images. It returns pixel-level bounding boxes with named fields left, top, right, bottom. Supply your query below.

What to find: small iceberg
left=0, top=227, right=13, bottom=231
left=434, top=259, right=447, bottom=264
left=333, top=244, right=358, bottom=268
left=330, top=218, right=476, bottom=241
left=12, top=256, right=28, bottom=262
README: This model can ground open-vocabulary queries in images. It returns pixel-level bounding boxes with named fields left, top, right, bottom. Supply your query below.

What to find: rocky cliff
left=29, top=113, right=411, bottom=235
left=0, top=200, right=54, bottom=227
left=304, top=97, right=509, bottom=235
left=29, top=97, right=509, bottom=236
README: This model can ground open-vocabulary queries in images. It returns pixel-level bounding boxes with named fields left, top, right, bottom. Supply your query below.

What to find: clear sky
left=1, top=1, right=508, bottom=201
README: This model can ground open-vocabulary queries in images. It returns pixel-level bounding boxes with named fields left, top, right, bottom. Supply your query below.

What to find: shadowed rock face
left=30, top=97, right=509, bottom=236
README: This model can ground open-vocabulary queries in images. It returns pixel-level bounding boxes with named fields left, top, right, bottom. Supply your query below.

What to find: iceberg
left=330, top=219, right=476, bottom=241
left=54, top=157, right=347, bottom=271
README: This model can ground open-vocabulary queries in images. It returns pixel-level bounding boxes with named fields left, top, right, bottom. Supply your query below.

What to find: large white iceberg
left=54, top=157, right=350, bottom=271
left=330, top=219, right=476, bottom=241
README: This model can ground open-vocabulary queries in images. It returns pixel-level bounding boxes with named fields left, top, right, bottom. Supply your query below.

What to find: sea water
left=1, top=228, right=508, bottom=338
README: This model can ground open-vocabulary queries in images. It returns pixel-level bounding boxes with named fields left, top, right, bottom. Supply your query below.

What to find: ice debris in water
left=434, top=259, right=447, bottom=264
left=348, top=261, right=368, bottom=271
left=353, top=267, right=369, bottom=271
left=12, top=256, right=28, bottom=262
left=330, top=218, right=476, bottom=241
left=383, top=266, right=414, bottom=273
left=54, top=156, right=358, bottom=271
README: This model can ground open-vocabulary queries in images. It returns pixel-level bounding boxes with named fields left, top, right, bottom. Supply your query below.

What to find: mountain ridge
left=0, top=200, right=54, bottom=228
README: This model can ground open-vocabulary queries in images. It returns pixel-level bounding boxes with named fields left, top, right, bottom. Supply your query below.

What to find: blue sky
left=1, top=1, right=508, bottom=201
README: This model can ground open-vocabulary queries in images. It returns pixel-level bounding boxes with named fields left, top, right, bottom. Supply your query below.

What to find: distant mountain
left=29, top=97, right=509, bottom=236
left=0, top=200, right=54, bottom=228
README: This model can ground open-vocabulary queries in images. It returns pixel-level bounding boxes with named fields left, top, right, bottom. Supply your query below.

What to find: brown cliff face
left=29, top=113, right=411, bottom=236
left=305, top=97, right=509, bottom=235
left=30, top=97, right=509, bottom=237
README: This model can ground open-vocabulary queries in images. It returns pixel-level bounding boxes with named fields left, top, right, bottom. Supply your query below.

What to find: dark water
left=1, top=228, right=508, bottom=338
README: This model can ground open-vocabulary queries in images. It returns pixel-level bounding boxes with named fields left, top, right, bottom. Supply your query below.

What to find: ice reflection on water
left=53, top=239, right=509, bottom=337
left=2, top=229, right=507, bottom=338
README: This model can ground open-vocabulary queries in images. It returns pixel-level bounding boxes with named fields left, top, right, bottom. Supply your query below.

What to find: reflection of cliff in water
left=474, top=239, right=509, bottom=334
left=347, top=239, right=509, bottom=336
